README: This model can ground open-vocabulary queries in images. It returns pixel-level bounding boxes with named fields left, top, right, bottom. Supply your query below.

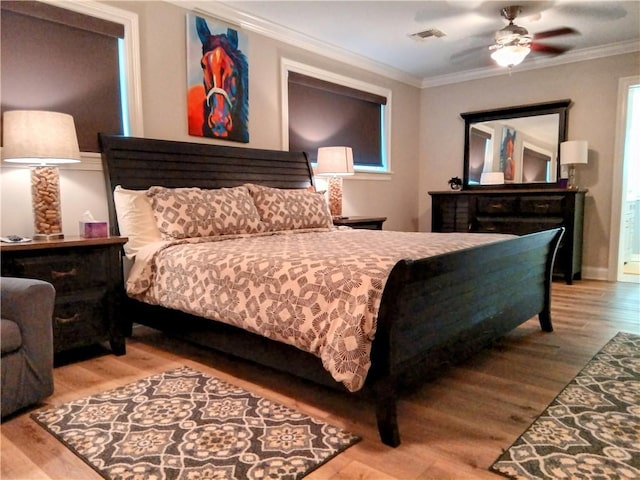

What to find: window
left=468, top=127, right=492, bottom=184
left=0, top=1, right=142, bottom=153
left=522, top=144, right=552, bottom=182
left=282, top=60, right=391, bottom=173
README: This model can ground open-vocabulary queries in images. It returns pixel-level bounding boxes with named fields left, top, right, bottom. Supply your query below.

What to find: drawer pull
left=490, top=203, right=503, bottom=210
left=55, top=313, right=81, bottom=324
left=51, top=267, right=78, bottom=280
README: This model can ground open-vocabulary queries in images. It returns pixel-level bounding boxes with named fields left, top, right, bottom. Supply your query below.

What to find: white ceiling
left=203, top=0, right=640, bottom=87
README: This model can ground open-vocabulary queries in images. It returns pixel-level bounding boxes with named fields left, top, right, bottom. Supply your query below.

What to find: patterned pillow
left=245, top=183, right=333, bottom=231
left=147, top=186, right=266, bottom=239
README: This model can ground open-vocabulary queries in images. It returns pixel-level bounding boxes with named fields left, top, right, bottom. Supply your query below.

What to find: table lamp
left=316, top=146, right=354, bottom=218
left=480, top=172, right=505, bottom=185
left=2, top=110, right=81, bottom=240
left=560, top=140, right=588, bottom=190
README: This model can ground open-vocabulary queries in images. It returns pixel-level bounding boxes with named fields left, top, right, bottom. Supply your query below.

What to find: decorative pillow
left=113, top=186, right=163, bottom=259
left=245, top=183, right=333, bottom=231
left=146, top=185, right=266, bottom=239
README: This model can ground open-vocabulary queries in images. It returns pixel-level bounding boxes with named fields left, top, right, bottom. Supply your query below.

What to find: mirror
left=461, top=99, right=571, bottom=189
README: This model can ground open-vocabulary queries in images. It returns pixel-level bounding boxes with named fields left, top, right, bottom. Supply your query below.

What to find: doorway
left=611, top=76, right=640, bottom=283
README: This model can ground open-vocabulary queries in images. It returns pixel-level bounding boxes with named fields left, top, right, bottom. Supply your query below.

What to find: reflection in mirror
left=468, top=115, right=559, bottom=185
left=462, top=100, right=571, bottom=189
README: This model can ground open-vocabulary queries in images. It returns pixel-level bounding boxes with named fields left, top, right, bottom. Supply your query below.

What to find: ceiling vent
left=409, top=28, right=446, bottom=41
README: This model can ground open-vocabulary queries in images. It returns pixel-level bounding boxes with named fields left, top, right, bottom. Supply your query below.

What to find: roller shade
left=1, top=1, right=124, bottom=153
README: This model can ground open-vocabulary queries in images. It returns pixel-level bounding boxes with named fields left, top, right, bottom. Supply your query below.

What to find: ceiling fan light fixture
left=491, top=44, right=531, bottom=67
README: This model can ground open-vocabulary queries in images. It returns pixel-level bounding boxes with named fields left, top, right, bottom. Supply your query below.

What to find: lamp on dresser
left=316, top=146, right=354, bottom=218
left=560, top=140, right=588, bottom=191
left=2, top=110, right=81, bottom=240
left=480, top=172, right=505, bottom=185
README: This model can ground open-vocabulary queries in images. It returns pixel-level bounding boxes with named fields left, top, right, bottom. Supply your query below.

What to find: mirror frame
left=461, top=99, right=572, bottom=190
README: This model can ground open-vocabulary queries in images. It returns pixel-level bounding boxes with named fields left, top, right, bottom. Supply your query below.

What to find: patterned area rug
left=32, top=366, right=360, bottom=479
left=490, top=331, right=640, bottom=479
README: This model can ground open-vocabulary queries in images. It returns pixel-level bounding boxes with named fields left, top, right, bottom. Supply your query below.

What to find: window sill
left=349, top=171, right=392, bottom=181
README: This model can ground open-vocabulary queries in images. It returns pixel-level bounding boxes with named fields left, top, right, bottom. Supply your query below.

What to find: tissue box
left=79, top=221, right=108, bottom=238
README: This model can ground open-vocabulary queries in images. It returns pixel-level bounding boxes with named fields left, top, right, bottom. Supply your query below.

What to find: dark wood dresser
left=1, top=236, right=128, bottom=356
left=429, top=189, right=586, bottom=284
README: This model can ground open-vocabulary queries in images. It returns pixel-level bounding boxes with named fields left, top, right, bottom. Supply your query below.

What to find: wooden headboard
left=99, top=134, right=314, bottom=236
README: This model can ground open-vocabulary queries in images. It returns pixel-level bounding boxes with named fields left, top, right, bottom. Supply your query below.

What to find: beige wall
left=0, top=0, right=420, bottom=235
left=420, top=52, right=640, bottom=279
left=109, top=0, right=422, bottom=232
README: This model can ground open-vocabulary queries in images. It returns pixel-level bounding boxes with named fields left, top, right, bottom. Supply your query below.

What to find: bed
left=100, top=133, right=564, bottom=447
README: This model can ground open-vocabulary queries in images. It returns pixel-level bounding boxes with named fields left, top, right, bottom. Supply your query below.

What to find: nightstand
left=332, top=216, right=387, bottom=230
left=1, top=236, right=128, bottom=356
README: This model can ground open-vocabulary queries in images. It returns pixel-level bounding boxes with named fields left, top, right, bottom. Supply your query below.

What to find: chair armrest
left=1, top=277, right=55, bottom=361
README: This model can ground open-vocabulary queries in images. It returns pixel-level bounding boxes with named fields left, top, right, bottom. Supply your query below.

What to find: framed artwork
left=500, top=127, right=516, bottom=181
left=186, top=13, right=249, bottom=143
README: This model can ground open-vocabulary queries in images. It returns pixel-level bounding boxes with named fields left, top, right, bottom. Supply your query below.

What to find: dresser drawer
left=477, top=196, right=517, bottom=214
left=53, top=290, right=109, bottom=352
left=476, top=217, right=564, bottom=235
left=520, top=196, right=564, bottom=215
left=4, top=249, right=109, bottom=294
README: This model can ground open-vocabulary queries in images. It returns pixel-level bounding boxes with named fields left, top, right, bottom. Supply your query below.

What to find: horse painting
left=187, top=16, right=249, bottom=143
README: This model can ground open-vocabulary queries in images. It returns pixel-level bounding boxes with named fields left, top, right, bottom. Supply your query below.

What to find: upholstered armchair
left=1, top=277, right=55, bottom=418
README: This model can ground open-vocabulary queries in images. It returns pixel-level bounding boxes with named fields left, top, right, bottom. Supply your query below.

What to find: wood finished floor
left=1, top=279, right=638, bottom=479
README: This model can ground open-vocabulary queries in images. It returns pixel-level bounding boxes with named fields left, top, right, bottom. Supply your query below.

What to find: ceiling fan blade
left=533, top=27, right=579, bottom=40
left=450, top=44, right=488, bottom=63
left=555, top=3, right=628, bottom=21
left=530, top=42, right=572, bottom=55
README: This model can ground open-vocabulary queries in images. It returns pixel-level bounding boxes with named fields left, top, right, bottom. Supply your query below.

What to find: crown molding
left=167, top=0, right=423, bottom=88
left=168, top=1, right=638, bottom=90
left=421, top=39, right=640, bottom=88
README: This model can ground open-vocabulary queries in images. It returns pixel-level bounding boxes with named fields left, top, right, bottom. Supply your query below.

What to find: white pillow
left=113, top=186, right=163, bottom=259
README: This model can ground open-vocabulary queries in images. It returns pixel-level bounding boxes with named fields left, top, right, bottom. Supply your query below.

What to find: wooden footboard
left=120, top=228, right=562, bottom=447
left=368, top=227, right=564, bottom=446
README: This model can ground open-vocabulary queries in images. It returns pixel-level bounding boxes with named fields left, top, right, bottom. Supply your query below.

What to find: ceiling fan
left=489, top=5, right=578, bottom=68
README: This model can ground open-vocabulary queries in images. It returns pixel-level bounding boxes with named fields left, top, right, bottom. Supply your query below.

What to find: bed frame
left=100, top=134, right=564, bottom=447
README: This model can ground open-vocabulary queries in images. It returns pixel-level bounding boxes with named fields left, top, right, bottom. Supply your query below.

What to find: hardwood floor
left=1, top=280, right=638, bottom=479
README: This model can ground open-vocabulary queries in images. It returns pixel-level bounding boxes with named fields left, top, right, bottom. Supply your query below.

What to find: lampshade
left=480, top=172, right=505, bottom=185
left=2, top=110, right=81, bottom=164
left=560, top=140, right=588, bottom=165
left=2, top=110, right=81, bottom=240
left=316, top=146, right=354, bottom=219
left=316, top=146, right=354, bottom=176
left=490, top=45, right=530, bottom=68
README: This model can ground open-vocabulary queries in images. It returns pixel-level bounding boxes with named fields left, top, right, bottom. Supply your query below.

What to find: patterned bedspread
left=127, top=229, right=514, bottom=391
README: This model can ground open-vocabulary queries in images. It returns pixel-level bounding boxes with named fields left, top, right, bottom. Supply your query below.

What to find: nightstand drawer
left=53, top=290, right=109, bottom=352
left=332, top=216, right=387, bottom=230
left=5, top=249, right=109, bottom=293
left=0, top=236, right=128, bottom=357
